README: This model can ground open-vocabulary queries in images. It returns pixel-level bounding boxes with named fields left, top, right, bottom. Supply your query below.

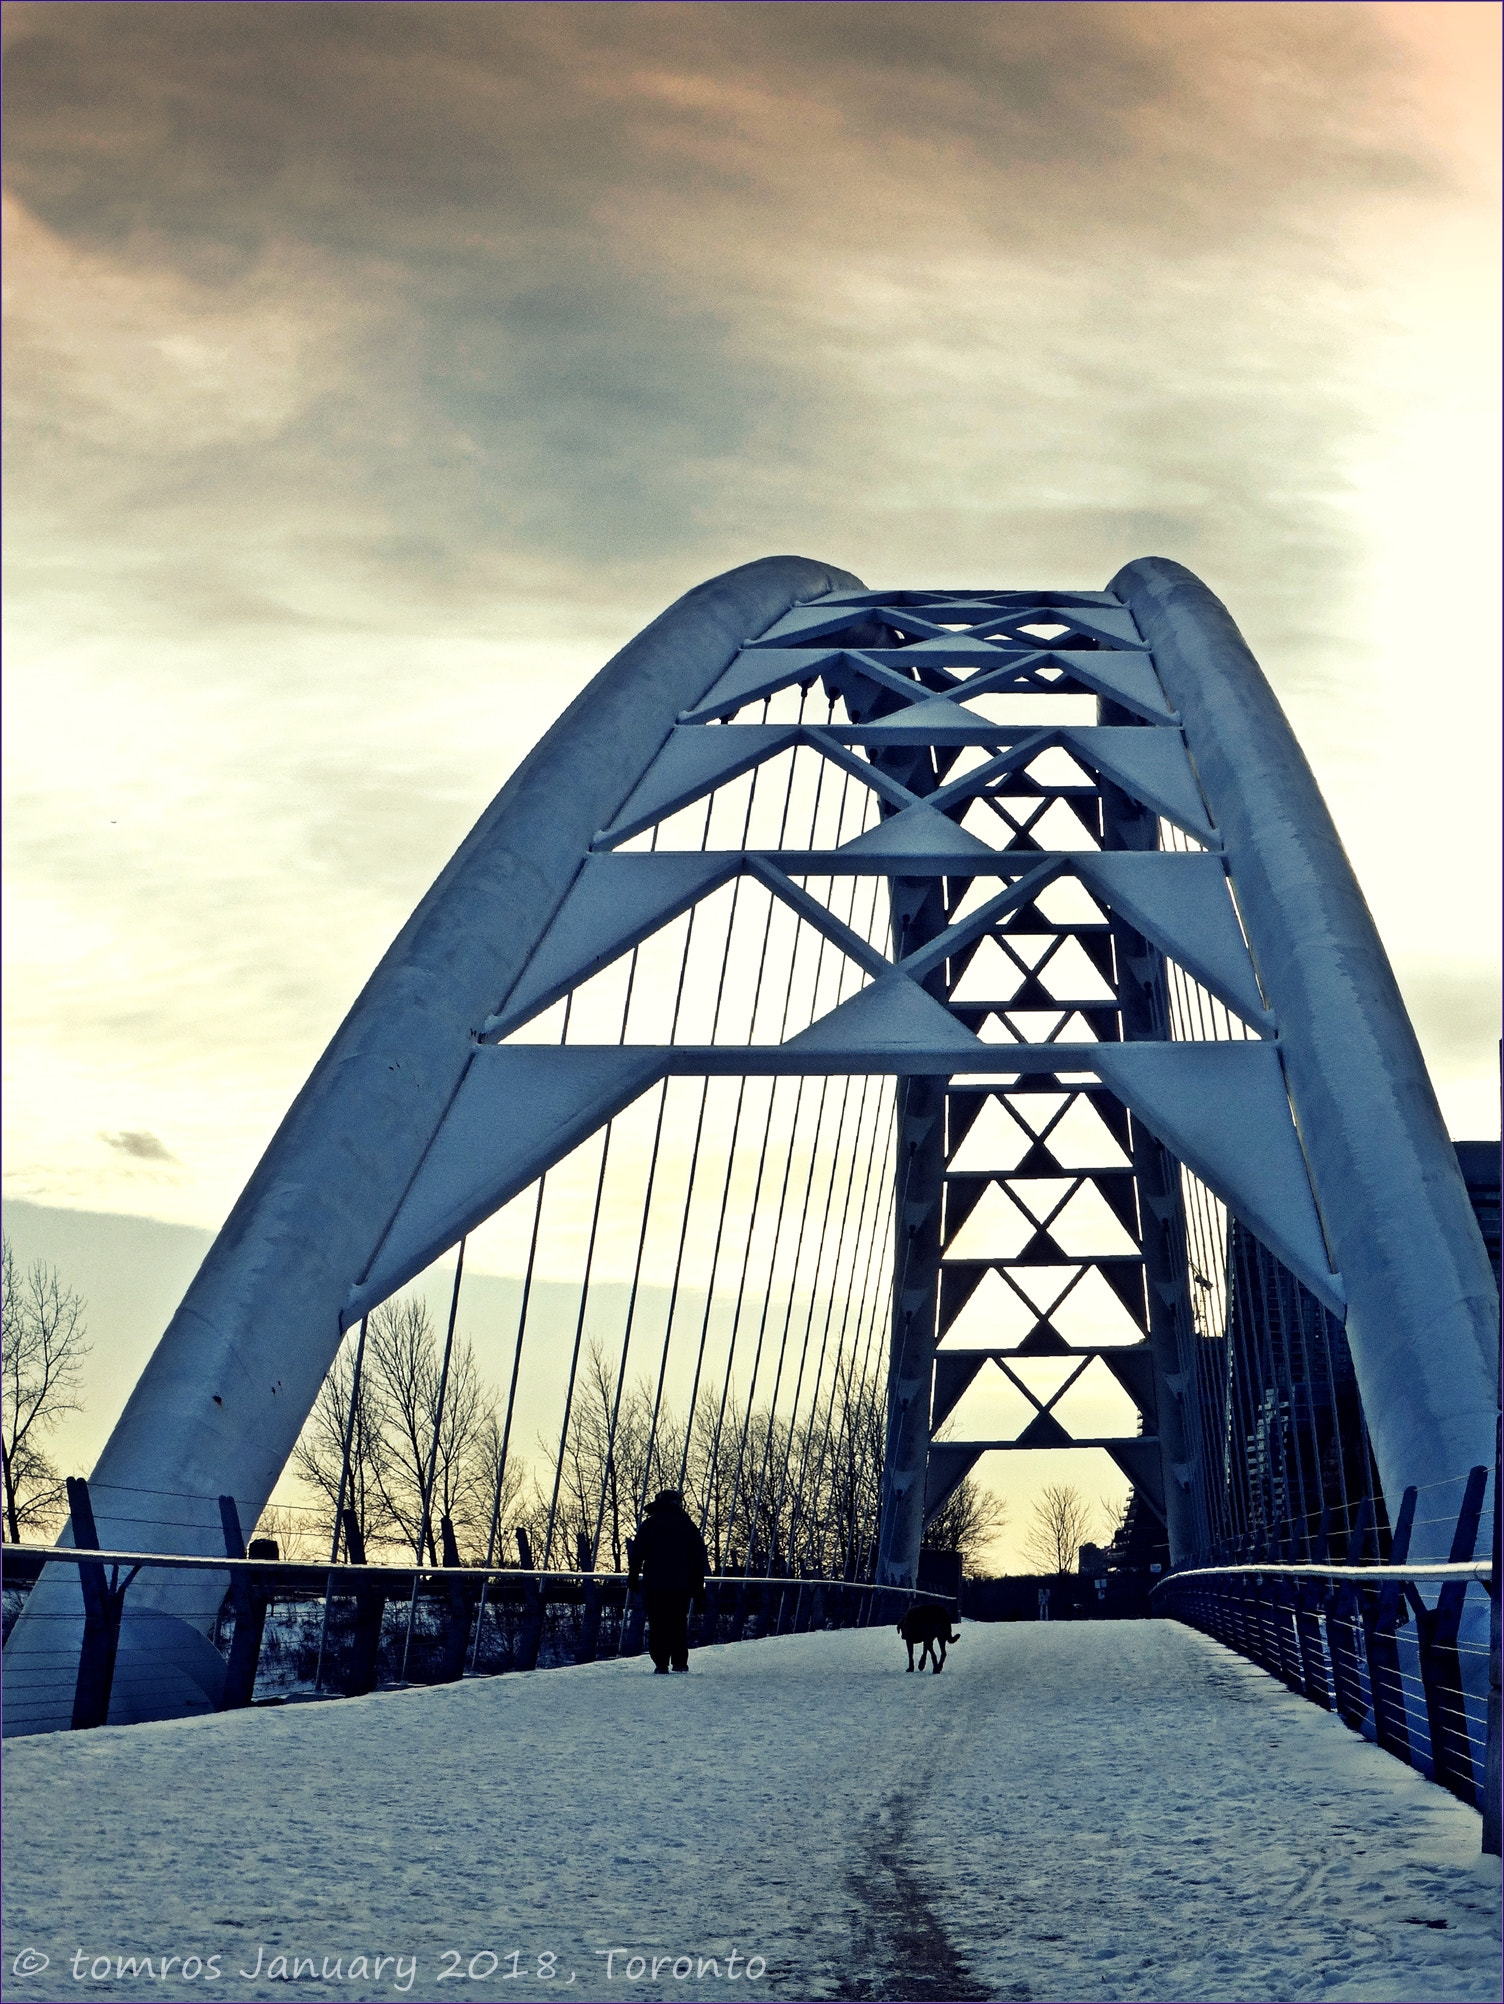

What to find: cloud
left=100, top=1130, right=177, bottom=1163
left=3, top=1, right=1497, bottom=1229
left=1, top=0, right=1450, bottom=642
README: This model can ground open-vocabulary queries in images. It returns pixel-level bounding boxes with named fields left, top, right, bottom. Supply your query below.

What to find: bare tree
left=728, top=1406, right=793, bottom=1569
left=364, top=1296, right=439, bottom=1560
left=1098, top=1491, right=1130, bottom=1545
left=426, top=1337, right=493, bottom=1556
left=923, top=1476, right=1009, bottom=1573
left=545, top=1340, right=633, bottom=1570
left=1024, top=1482, right=1097, bottom=1575
left=541, top=1343, right=688, bottom=1570
left=248, top=1502, right=323, bottom=1562
left=2, top=1238, right=91, bottom=1542
left=288, top=1291, right=508, bottom=1565
left=465, top=1408, right=533, bottom=1568
left=290, top=1325, right=394, bottom=1556
left=685, top=1385, right=747, bottom=1572
left=808, top=1353, right=885, bottom=1579
left=770, top=1396, right=827, bottom=1572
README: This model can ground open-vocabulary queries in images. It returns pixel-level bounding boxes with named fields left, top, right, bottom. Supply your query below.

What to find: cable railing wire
left=1153, top=1462, right=1498, bottom=1849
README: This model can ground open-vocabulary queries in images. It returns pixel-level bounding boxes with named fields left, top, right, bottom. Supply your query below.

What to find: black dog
left=898, top=1604, right=960, bottom=1673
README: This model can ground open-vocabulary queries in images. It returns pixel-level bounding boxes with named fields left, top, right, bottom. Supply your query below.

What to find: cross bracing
left=3, top=553, right=1496, bottom=1734
left=344, top=580, right=1337, bottom=1586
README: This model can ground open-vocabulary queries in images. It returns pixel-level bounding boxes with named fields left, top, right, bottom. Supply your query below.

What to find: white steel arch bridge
left=4, top=555, right=1497, bottom=1773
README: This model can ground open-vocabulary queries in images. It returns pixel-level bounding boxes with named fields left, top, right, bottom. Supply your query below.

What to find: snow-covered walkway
left=3, top=1620, right=1498, bottom=2004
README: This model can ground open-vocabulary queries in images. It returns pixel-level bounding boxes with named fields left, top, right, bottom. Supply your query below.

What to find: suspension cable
left=797, top=1075, right=889, bottom=1572
left=469, top=1173, right=548, bottom=1671
left=313, top=1313, right=369, bottom=1693
left=401, top=1233, right=467, bottom=1677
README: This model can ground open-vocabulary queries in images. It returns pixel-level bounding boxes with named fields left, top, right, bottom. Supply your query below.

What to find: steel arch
left=4, top=553, right=1495, bottom=1733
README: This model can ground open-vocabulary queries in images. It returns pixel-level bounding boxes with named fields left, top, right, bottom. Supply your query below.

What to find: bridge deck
left=2, top=1622, right=1497, bottom=2003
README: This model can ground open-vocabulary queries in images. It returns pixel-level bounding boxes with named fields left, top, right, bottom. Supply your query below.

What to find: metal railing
left=1153, top=1532, right=1499, bottom=1854
left=2, top=1535, right=952, bottom=1731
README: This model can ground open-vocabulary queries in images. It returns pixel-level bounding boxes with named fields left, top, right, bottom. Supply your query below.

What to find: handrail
left=1153, top=1560, right=1492, bottom=1588
left=1154, top=1541, right=1497, bottom=1850
left=0, top=1544, right=949, bottom=1596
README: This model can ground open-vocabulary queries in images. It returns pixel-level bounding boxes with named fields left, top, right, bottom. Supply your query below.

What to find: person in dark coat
left=628, top=1490, right=708, bottom=1673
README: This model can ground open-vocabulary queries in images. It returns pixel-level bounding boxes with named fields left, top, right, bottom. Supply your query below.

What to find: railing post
left=511, top=1526, right=546, bottom=1670
left=315, top=1312, right=369, bottom=1695
left=1292, top=1581, right=1332, bottom=1708
left=1361, top=1487, right=1417, bottom=1764
left=516, top=1577, right=546, bottom=1671
left=1326, top=1581, right=1368, bottom=1730
left=1222, top=1577, right=1246, bottom=1657
left=1270, top=1577, right=1305, bottom=1694
left=67, top=1478, right=134, bottom=1731
left=727, top=1571, right=750, bottom=1642
left=341, top=1510, right=387, bottom=1697
left=437, top=1516, right=478, bottom=1683
left=217, top=1496, right=273, bottom=1709
left=1406, top=1466, right=1488, bottom=1807
left=1233, top=1571, right=1261, bottom=1664
left=1327, top=1496, right=1374, bottom=1730
left=1246, top=1573, right=1277, bottom=1675
left=1223, top=1579, right=1245, bottom=1656
left=576, top=1534, right=602, bottom=1666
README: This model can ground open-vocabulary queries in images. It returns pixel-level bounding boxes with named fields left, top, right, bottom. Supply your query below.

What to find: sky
left=3, top=1, right=1500, bottom=1567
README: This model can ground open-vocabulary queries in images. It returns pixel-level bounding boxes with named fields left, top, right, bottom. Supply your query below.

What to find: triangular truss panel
left=352, top=1047, right=667, bottom=1314
left=943, top=1362, right=1038, bottom=1442
left=936, top=1268, right=1039, bottom=1349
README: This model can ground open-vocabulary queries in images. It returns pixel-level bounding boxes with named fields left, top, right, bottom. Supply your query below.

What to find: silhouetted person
left=628, top=1490, right=708, bottom=1673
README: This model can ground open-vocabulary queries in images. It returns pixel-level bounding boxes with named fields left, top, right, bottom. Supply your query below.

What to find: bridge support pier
left=876, top=1072, right=945, bottom=1586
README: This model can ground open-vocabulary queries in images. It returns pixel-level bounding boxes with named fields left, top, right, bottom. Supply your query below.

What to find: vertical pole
left=436, top=1515, right=476, bottom=1683
left=218, top=1495, right=271, bottom=1710
left=1291, top=1580, right=1331, bottom=1707
left=340, top=1510, right=386, bottom=1697
left=471, top=1179, right=547, bottom=1674
left=1411, top=1465, right=1489, bottom=1807
left=67, top=1478, right=130, bottom=1731
left=1363, top=1486, right=1417, bottom=1763
left=315, top=1314, right=368, bottom=1694
left=515, top=1525, right=546, bottom=1671
left=403, top=1238, right=467, bottom=1679
left=1326, top=1579, right=1368, bottom=1729
left=875, top=1072, right=945, bottom=1585
left=577, top=1530, right=602, bottom=1666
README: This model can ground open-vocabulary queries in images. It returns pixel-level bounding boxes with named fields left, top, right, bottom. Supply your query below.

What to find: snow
left=3, top=1620, right=1498, bottom=2003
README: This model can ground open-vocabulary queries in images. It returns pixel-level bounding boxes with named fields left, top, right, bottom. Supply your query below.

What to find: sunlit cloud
left=3, top=0, right=1497, bottom=1254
